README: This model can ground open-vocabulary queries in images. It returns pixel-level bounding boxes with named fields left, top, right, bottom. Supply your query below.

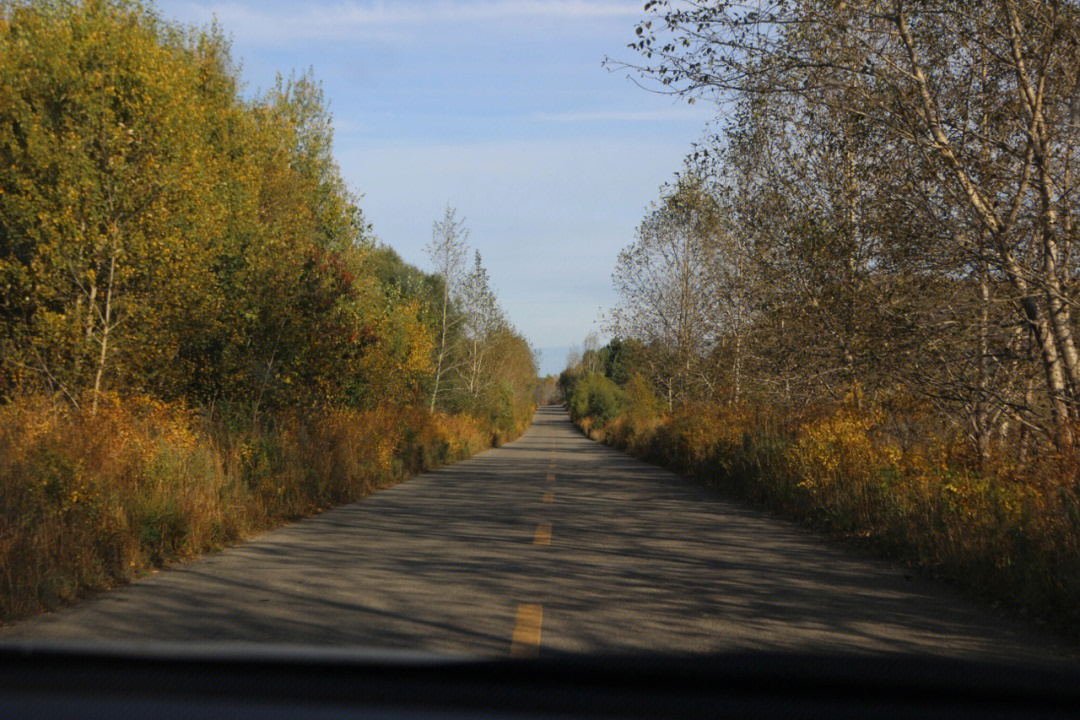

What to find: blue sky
left=155, top=0, right=716, bottom=375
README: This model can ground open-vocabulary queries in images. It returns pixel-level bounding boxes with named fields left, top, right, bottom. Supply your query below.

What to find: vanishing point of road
left=4, top=406, right=1076, bottom=664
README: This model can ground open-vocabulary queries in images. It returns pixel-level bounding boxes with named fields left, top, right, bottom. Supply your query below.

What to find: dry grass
left=594, top=400, right=1080, bottom=637
left=0, top=394, right=511, bottom=624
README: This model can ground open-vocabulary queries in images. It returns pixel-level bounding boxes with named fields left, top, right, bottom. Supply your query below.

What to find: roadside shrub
left=578, top=397, right=1080, bottom=638
left=567, top=372, right=626, bottom=428
left=0, top=394, right=514, bottom=624
left=623, top=372, right=663, bottom=425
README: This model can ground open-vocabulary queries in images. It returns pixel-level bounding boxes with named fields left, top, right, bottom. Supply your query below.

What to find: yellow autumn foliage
left=0, top=394, right=521, bottom=624
left=575, top=396, right=1080, bottom=637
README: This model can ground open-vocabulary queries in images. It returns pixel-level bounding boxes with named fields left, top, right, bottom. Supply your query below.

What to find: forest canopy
left=593, top=0, right=1080, bottom=456
left=0, top=0, right=537, bottom=424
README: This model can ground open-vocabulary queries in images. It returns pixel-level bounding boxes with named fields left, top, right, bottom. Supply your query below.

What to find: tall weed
left=0, top=395, right=515, bottom=624
left=582, top=398, right=1080, bottom=636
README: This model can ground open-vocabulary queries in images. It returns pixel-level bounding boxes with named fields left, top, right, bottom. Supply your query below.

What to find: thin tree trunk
left=1020, top=295, right=1072, bottom=443
left=91, top=248, right=117, bottom=416
left=1040, top=224, right=1080, bottom=410
left=975, top=264, right=991, bottom=463
left=430, top=284, right=450, bottom=412
left=733, top=330, right=742, bottom=402
left=1017, top=375, right=1036, bottom=469
left=72, top=284, right=97, bottom=383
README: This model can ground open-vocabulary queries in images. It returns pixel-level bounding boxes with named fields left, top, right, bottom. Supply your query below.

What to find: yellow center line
left=542, top=491, right=554, bottom=503
left=546, top=472, right=555, bottom=482
left=510, top=603, right=543, bottom=658
left=534, top=521, right=552, bottom=546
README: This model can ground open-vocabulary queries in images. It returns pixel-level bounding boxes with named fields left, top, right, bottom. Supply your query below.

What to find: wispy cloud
left=532, top=108, right=707, bottom=123
left=337, top=136, right=689, bottom=348
left=178, top=1, right=640, bottom=43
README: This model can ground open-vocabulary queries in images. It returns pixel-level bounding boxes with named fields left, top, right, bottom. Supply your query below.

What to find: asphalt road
left=4, top=406, right=1077, bottom=663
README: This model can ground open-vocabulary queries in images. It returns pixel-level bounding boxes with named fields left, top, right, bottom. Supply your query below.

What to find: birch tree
left=0, top=0, right=218, bottom=412
left=619, top=0, right=1080, bottom=443
left=456, top=251, right=504, bottom=406
left=609, top=178, right=723, bottom=407
left=424, top=206, right=468, bottom=411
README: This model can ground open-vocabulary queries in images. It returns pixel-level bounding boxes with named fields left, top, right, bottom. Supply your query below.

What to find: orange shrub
left=583, top=397, right=1080, bottom=636
left=0, top=395, right=502, bottom=624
